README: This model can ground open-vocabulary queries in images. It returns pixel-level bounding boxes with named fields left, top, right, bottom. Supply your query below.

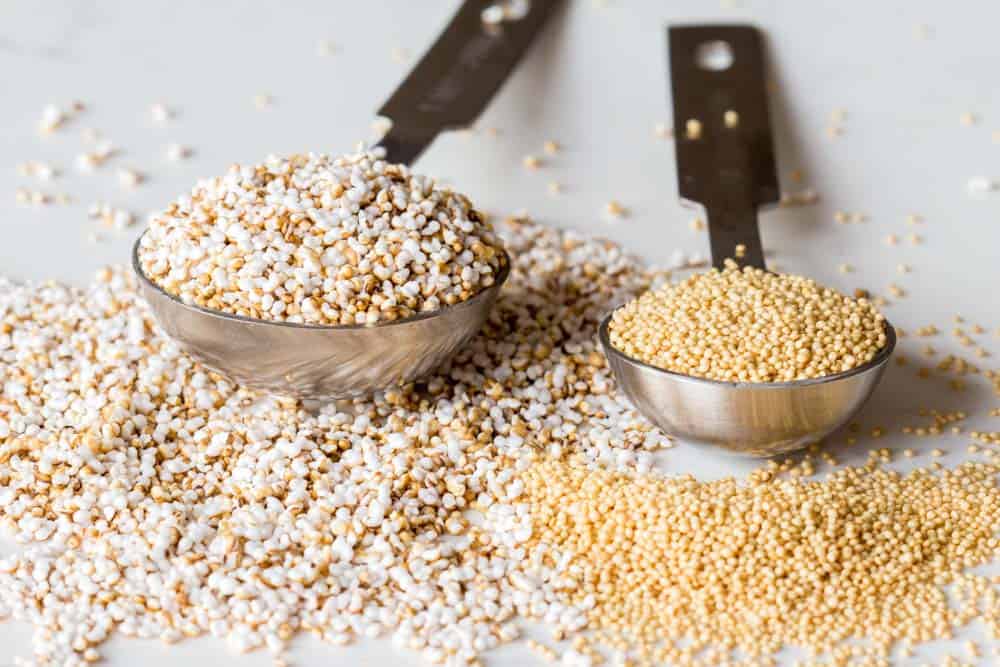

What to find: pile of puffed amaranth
left=0, top=217, right=669, bottom=666
left=609, top=259, right=888, bottom=382
left=138, top=149, right=506, bottom=325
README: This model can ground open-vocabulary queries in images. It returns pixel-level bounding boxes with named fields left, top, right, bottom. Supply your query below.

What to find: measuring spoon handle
left=376, top=0, right=563, bottom=166
left=668, top=25, right=780, bottom=270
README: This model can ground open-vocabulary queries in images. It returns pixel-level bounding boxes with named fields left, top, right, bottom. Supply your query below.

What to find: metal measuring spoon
left=133, top=0, right=561, bottom=400
left=599, top=25, right=895, bottom=457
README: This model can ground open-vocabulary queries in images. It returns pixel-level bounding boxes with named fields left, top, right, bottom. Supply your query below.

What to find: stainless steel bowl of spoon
left=129, top=0, right=558, bottom=400
left=599, top=315, right=896, bottom=456
left=133, top=236, right=510, bottom=400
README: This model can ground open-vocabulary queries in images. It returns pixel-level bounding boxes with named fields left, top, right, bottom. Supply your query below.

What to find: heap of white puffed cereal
left=0, top=217, right=672, bottom=666
left=137, top=149, right=507, bottom=325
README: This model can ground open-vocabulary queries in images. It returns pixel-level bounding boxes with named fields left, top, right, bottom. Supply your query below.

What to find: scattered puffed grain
left=390, top=46, right=410, bottom=63
left=117, top=167, right=143, bottom=189
left=165, top=143, right=192, bottom=161
left=0, top=216, right=676, bottom=664
left=967, top=177, right=996, bottom=194
left=38, top=104, right=68, bottom=134
left=150, top=102, right=172, bottom=124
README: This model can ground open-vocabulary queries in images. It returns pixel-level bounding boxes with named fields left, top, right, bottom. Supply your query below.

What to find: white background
left=2, top=0, right=999, bottom=665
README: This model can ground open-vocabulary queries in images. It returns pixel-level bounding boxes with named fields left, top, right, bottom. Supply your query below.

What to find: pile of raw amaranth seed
left=0, top=218, right=673, bottom=665
left=608, top=259, right=888, bottom=382
left=515, top=456, right=1000, bottom=663
left=137, top=149, right=506, bottom=325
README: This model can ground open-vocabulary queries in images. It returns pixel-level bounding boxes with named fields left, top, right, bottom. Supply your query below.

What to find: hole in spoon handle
left=668, top=24, right=780, bottom=271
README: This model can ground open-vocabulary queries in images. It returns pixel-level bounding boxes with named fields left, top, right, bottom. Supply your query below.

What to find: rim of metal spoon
left=132, top=233, right=512, bottom=332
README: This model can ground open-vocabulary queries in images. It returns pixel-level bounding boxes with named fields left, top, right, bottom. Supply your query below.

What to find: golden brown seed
left=685, top=118, right=703, bottom=139
left=609, top=260, right=887, bottom=382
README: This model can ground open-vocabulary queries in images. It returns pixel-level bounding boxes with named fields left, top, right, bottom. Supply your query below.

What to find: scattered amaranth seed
left=87, top=202, right=135, bottom=230
left=605, top=200, right=627, bottom=218
left=685, top=118, right=702, bottom=140
left=522, top=155, right=541, bottom=170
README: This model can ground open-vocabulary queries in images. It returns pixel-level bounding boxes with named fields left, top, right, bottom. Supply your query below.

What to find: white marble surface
left=2, top=0, right=1000, bottom=665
